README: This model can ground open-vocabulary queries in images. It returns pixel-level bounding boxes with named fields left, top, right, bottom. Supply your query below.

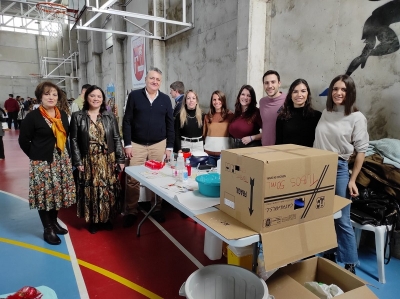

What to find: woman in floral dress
left=19, top=82, right=75, bottom=245
left=70, top=85, right=125, bottom=234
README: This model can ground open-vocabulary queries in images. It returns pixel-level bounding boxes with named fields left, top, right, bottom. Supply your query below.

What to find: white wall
left=0, top=32, right=39, bottom=105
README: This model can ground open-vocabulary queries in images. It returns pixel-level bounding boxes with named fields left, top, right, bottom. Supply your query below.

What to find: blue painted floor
left=357, top=247, right=400, bottom=299
left=0, top=191, right=82, bottom=298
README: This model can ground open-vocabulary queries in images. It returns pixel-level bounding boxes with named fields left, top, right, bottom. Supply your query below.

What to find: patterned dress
left=76, top=117, right=121, bottom=223
left=29, top=119, right=76, bottom=210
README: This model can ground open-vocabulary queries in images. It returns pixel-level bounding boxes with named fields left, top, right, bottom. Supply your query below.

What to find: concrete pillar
left=112, top=14, right=127, bottom=122
left=151, top=0, right=166, bottom=93
left=236, top=0, right=272, bottom=101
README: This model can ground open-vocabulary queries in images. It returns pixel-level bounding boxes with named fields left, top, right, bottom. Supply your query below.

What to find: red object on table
left=6, top=286, right=42, bottom=299
left=145, top=160, right=165, bottom=170
left=183, top=152, right=191, bottom=160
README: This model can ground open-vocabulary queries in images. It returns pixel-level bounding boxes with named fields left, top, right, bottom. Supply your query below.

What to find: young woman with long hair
left=314, top=74, right=369, bottom=274
left=276, top=79, right=321, bottom=147
left=174, top=90, right=204, bottom=153
left=229, top=85, right=262, bottom=148
left=203, top=90, right=233, bottom=166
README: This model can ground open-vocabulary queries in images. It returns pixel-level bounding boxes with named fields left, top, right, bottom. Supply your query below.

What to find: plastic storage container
left=227, top=245, right=253, bottom=270
left=179, top=264, right=273, bottom=299
left=144, top=160, right=164, bottom=170
left=195, top=173, right=220, bottom=197
left=203, top=230, right=222, bottom=260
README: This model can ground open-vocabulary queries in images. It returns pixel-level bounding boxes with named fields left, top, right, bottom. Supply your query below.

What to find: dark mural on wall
left=346, top=0, right=400, bottom=75
left=320, top=0, right=400, bottom=96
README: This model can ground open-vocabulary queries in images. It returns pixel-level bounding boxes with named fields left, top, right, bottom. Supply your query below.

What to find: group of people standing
left=17, top=67, right=368, bottom=276
left=18, top=82, right=125, bottom=244
left=126, top=68, right=368, bottom=275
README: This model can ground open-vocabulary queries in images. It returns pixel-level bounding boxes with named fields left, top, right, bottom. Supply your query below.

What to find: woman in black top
left=174, top=90, right=204, bottom=153
left=19, top=82, right=75, bottom=245
left=275, top=79, right=321, bottom=147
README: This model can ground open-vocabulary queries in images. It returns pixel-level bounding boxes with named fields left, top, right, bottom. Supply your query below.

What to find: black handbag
left=350, top=207, right=378, bottom=225
left=350, top=188, right=400, bottom=264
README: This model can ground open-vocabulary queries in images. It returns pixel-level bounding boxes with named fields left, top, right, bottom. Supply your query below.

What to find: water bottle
left=176, top=153, right=187, bottom=182
left=185, top=158, right=192, bottom=177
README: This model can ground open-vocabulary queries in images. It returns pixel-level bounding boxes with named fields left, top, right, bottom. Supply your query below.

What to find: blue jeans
left=207, top=155, right=220, bottom=166
left=332, top=159, right=358, bottom=264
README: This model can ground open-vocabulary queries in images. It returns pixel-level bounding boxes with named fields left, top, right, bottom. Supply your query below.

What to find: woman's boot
left=49, top=209, right=68, bottom=235
left=38, top=210, right=61, bottom=245
left=88, top=222, right=98, bottom=234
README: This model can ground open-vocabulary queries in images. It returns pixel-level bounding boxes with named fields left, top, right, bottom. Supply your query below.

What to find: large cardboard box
left=196, top=195, right=350, bottom=271
left=196, top=145, right=351, bottom=271
left=219, top=144, right=338, bottom=232
left=268, top=257, right=378, bottom=298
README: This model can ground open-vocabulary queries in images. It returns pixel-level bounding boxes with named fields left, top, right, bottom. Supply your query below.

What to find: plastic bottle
left=256, top=242, right=277, bottom=281
left=176, top=153, right=187, bottom=182
left=185, top=158, right=192, bottom=177
left=256, top=242, right=269, bottom=280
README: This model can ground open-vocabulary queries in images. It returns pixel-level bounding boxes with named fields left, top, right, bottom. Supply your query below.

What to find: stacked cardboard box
left=268, top=257, right=378, bottom=298
left=196, top=145, right=377, bottom=298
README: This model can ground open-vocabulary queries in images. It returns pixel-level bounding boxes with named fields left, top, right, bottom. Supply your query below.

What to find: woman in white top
left=314, top=74, right=369, bottom=274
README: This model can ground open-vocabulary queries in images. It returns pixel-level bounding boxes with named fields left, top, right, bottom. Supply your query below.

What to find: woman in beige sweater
left=203, top=90, right=233, bottom=166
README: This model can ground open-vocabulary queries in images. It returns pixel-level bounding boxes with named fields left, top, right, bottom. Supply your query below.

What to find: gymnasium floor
left=0, top=129, right=399, bottom=298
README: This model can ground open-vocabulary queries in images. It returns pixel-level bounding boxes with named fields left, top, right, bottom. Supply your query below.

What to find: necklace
left=187, top=114, right=196, bottom=119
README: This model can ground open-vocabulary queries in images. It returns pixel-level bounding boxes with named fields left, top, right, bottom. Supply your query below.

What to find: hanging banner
left=131, top=32, right=146, bottom=89
left=106, top=82, right=118, bottom=116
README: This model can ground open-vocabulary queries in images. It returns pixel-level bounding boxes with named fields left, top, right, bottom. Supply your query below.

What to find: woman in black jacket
left=70, top=85, right=125, bottom=234
left=19, top=82, right=75, bottom=245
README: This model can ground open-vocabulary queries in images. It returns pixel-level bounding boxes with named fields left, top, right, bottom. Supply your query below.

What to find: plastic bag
left=304, top=282, right=344, bottom=298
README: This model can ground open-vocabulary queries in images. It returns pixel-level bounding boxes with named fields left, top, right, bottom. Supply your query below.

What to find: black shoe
left=323, top=253, right=336, bottom=263
left=345, top=264, right=356, bottom=274
left=152, top=211, right=166, bottom=223
left=102, top=220, right=113, bottom=231
left=49, top=210, right=68, bottom=235
left=138, top=201, right=152, bottom=212
left=123, top=214, right=137, bottom=228
left=88, top=223, right=98, bottom=234
left=43, top=227, right=61, bottom=245
left=53, top=222, right=68, bottom=235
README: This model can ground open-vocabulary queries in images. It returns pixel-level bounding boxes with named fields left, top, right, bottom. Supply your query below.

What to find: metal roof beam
left=87, top=7, right=192, bottom=27
left=75, top=25, right=162, bottom=39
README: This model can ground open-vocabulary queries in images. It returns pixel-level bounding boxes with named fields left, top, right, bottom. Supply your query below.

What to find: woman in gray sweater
left=314, top=74, right=369, bottom=274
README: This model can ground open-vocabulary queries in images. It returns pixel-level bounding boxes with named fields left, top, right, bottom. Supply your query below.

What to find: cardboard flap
left=195, top=210, right=258, bottom=239
left=261, top=216, right=337, bottom=271
left=335, top=286, right=378, bottom=299
left=267, top=273, right=320, bottom=299
left=333, top=195, right=351, bottom=213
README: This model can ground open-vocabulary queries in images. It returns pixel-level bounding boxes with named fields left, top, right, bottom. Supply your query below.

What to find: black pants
left=7, top=111, right=18, bottom=129
left=0, top=136, right=4, bottom=159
